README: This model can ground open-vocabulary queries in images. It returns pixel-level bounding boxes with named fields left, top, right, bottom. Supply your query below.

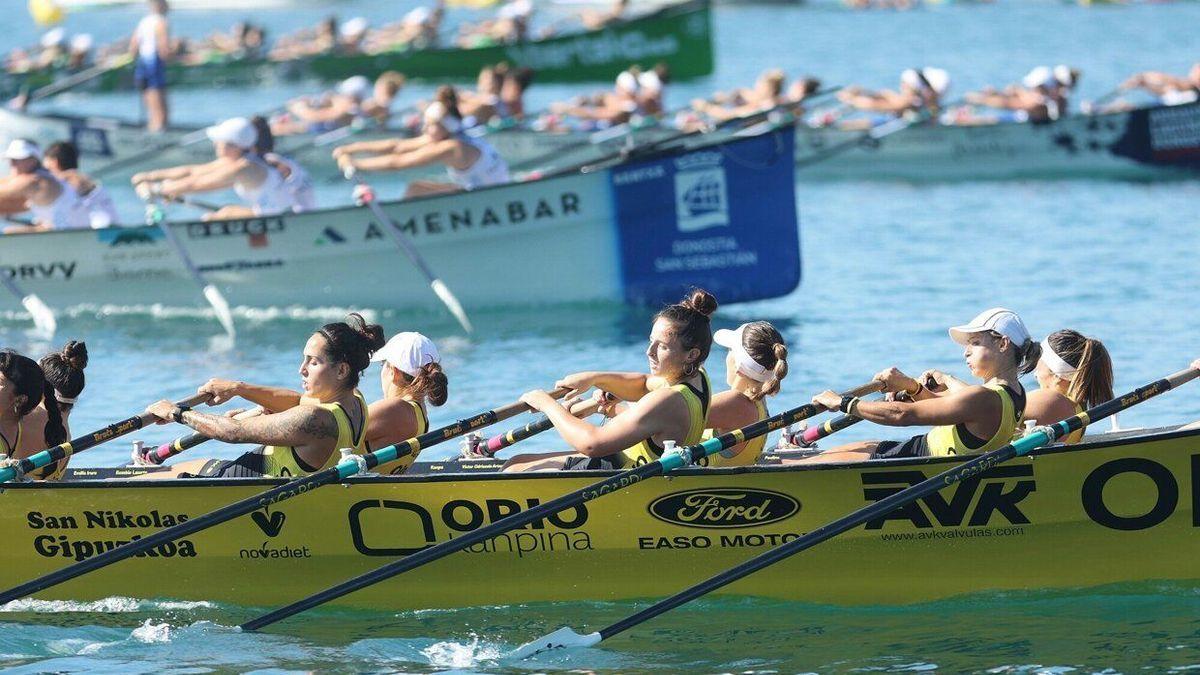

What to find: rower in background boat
left=835, top=67, right=950, bottom=129
left=457, top=0, right=534, bottom=48
left=138, top=314, right=383, bottom=479
left=502, top=289, right=716, bottom=472
left=459, top=64, right=534, bottom=125
left=0, top=139, right=91, bottom=233
left=270, top=71, right=406, bottom=136
left=1114, top=63, right=1200, bottom=108
left=0, top=349, right=70, bottom=481
left=364, top=332, right=449, bottom=475
left=333, top=96, right=510, bottom=199
left=43, top=141, right=119, bottom=229
left=793, top=308, right=1037, bottom=465
left=20, top=342, right=89, bottom=481
left=685, top=71, right=821, bottom=127
left=365, top=3, right=445, bottom=52
left=1024, top=329, right=1113, bottom=444
left=268, top=15, right=339, bottom=60
left=695, top=322, right=789, bottom=468
left=130, top=117, right=300, bottom=220
left=250, top=117, right=316, bottom=213
left=547, top=64, right=670, bottom=128
left=961, top=65, right=1080, bottom=124
left=581, top=0, right=630, bottom=30
left=129, top=0, right=171, bottom=132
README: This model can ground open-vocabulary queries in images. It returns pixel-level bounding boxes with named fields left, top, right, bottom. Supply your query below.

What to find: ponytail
left=41, top=379, right=67, bottom=446
left=739, top=321, right=789, bottom=401
left=404, top=361, right=449, bottom=407
left=1015, top=337, right=1041, bottom=376
left=1049, top=330, right=1114, bottom=408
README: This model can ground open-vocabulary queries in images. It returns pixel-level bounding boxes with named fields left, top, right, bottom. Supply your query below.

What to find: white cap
left=41, top=28, right=66, bottom=48
left=423, top=101, right=461, bottom=133
left=340, top=16, right=369, bottom=38
left=70, top=34, right=94, bottom=53
left=638, top=70, right=663, bottom=93
left=615, top=70, right=639, bottom=93
left=1053, top=64, right=1075, bottom=88
left=714, top=324, right=771, bottom=383
left=205, top=117, right=257, bottom=149
left=404, top=6, right=432, bottom=25
left=498, top=0, right=533, bottom=19
left=1023, top=66, right=1055, bottom=89
left=337, top=75, right=372, bottom=100
left=923, top=67, right=950, bottom=95
left=371, top=332, right=440, bottom=376
left=949, top=308, right=1032, bottom=348
left=5, top=139, right=42, bottom=161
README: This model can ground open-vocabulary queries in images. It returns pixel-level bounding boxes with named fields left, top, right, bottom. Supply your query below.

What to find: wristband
left=839, top=395, right=860, bottom=414
left=906, top=382, right=923, bottom=398
left=171, top=405, right=191, bottom=423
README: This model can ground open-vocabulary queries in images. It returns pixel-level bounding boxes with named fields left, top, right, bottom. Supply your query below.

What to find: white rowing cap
left=507, top=627, right=602, bottom=660
left=372, top=332, right=440, bottom=377
left=948, top=307, right=1031, bottom=347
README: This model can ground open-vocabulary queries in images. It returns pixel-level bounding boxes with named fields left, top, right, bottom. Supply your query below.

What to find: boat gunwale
left=6, top=423, right=1195, bottom=491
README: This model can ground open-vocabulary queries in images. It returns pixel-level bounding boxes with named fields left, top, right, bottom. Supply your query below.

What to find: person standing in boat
left=43, top=141, right=120, bottom=228
left=1022, top=329, right=1113, bottom=445
left=130, top=117, right=297, bottom=219
left=0, top=349, right=69, bottom=481
left=129, top=0, right=171, bottom=132
left=333, top=98, right=510, bottom=199
left=792, top=308, right=1037, bottom=464
left=0, top=139, right=91, bottom=233
left=503, top=289, right=717, bottom=472
left=695, top=322, right=789, bottom=467
left=140, top=314, right=383, bottom=479
left=250, top=116, right=317, bottom=212
left=364, top=332, right=449, bottom=475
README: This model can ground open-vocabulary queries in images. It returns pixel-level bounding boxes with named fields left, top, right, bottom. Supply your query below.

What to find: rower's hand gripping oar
left=799, top=375, right=935, bottom=446
left=238, top=380, right=882, bottom=631
left=141, top=199, right=237, bottom=339
left=0, top=267, right=56, bottom=337
left=342, top=166, right=473, bottom=334
left=133, top=408, right=264, bottom=466
left=0, top=393, right=212, bottom=484
left=0, top=387, right=569, bottom=605
left=463, top=395, right=602, bottom=457
left=510, top=361, right=1200, bottom=659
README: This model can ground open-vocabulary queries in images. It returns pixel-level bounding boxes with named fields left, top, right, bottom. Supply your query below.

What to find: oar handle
left=802, top=412, right=864, bottom=444
left=479, top=395, right=602, bottom=455
left=144, top=407, right=264, bottom=465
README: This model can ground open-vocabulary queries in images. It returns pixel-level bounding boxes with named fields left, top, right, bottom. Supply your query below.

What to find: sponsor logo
left=25, top=509, right=197, bottom=562
left=638, top=532, right=802, bottom=550
left=862, top=465, right=1035, bottom=530
left=378, top=192, right=582, bottom=238
left=647, top=488, right=800, bottom=529
left=347, top=497, right=591, bottom=559
left=1, top=262, right=77, bottom=281
left=674, top=151, right=729, bottom=232
left=196, top=259, right=284, bottom=273
left=504, top=31, right=681, bottom=71
left=186, top=217, right=285, bottom=240
left=1148, top=104, right=1200, bottom=154
left=97, top=228, right=164, bottom=247
left=315, top=226, right=347, bottom=245
left=1081, top=456, right=1194, bottom=531
left=250, top=508, right=286, bottom=537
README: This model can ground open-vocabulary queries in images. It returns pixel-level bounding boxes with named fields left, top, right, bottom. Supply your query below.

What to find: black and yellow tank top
left=925, top=383, right=1025, bottom=457
left=259, top=390, right=369, bottom=477
left=369, top=399, right=428, bottom=475
left=616, top=370, right=711, bottom=468
left=698, top=397, right=768, bottom=468
left=1062, top=400, right=1085, bottom=445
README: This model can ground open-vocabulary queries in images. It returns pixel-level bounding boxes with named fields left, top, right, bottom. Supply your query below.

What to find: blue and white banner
left=609, top=127, right=800, bottom=305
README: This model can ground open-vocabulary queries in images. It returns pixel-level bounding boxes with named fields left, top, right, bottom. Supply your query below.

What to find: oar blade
left=202, top=284, right=236, bottom=339
left=508, top=627, right=601, bottom=660
left=430, top=279, right=473, bottom=334
left=21, top=293, right=56, bottom=337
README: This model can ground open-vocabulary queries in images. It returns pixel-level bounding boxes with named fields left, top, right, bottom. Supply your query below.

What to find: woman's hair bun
left=346, top=312, right=386, bottom=353
left=60, top=341, right=88, bottom=372
left=681, top=288, right=718, bottom=319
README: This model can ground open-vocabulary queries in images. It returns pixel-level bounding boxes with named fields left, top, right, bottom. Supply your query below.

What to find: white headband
left=1040, top=338, right=1077, bottom=379
left=55, top=392, right=78, bottom=405
left=733, top=345, right=771, bottom=383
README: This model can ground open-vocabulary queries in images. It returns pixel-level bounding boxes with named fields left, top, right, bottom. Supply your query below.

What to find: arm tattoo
left=182, top=406, right=338, bottom=446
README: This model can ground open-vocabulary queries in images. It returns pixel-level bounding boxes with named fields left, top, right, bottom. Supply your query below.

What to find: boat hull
left=0, top=128, right=801, bottom=311
left=0, top=425, right=1195, bottom=610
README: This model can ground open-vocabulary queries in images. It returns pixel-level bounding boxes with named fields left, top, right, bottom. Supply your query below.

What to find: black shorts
left=872, top=435, right=931, bottom=459
left=182, top=451, right=269, bottom=478
left=562, top=454, right=625, bottom=471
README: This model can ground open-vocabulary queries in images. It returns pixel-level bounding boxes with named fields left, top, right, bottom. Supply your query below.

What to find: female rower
left=19, top=341, right=89, bottom=480
left=250, top=116, right=316, bottom=212
left=364, top=332, right=449, bottom=474
left=836, top=67, right=949, bottom=127
left=794, top=308, right=1037, bottom=464
left=0, top=139, right=90, bottom=232
left=696, top=322, right=788, bottom=467
left=44, top=141, right=119, bottom=229
left=333, top=95, right=510, bottom=199
left=503, top=289, right=717, bottom=472
left=140, top=314, right=384, bottom=478
left=131, top=117, right=296, bottom=220
left=0, top=350, right=68, bottom=480
left=1023, top=329, right=1113, bottom=444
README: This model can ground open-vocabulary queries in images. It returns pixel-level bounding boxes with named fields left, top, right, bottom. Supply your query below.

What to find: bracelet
left=171, top=405, right=191, bottom=423
left=906, top=382, right=923, bottom=398
left=839, top=395, right=860, bottom=414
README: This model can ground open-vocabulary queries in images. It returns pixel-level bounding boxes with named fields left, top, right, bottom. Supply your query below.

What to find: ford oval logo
left=647, top=488, right=800, bottom=529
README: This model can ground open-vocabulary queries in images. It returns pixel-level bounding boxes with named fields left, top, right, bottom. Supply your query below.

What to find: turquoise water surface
left=1, top=0, right=1200, bottom=672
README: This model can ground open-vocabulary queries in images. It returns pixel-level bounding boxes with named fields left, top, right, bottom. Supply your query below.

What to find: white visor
left=371, top=331, right=440, bottom=377
left=714, top=324, right=771, bottom=383
left=1040, top=337, right=1077, bottom=379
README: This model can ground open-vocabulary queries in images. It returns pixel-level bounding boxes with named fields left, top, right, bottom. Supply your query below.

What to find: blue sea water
left=1, top=0, right=1199, bottom=671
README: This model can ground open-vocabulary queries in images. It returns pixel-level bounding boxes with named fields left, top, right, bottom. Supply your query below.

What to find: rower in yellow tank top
left=363, top=331, right=449, bottom=475
left=502, top=289, right=723, bottom=473
left=697, top=321, right=790, bottom=468
left=260, top=390, right=369, bottom=476
left=1024, top=329, right=1115, bottom=446
left=924, top=382, right=1023, bottom=456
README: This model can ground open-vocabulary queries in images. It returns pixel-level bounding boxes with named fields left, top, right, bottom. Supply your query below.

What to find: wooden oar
left=142, top=199, right=237, bottom=339
left=238, top=380, right=882, bottom=631
left=0, top=392, right=211, bottom=484
left=0, top=265, right=57, bottom=336
left=135, top=407, right=264, bottom=466
left=342, top=167, right=473, bottom=334
left=0, top=388, right=569, bottom=605
left=26, top=54, right=133, bottom=104
left=510, top=362, right=1200, bottom=659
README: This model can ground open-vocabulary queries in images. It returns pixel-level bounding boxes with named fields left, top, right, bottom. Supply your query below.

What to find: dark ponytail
left=404, top=362, right=449, bottom=407
left=1048, top=329, right=1114, bottom=408
left=1016, top=337, right=1041, bottom=376
left=317, top=313, right=386, bottom=388
left=39, top=340, right=88, bottom=412
left=0, top=350, right=64, bottom=446
left=41, top=379, right=67, bottom=446
left=654, top=288, right=718, bottom=375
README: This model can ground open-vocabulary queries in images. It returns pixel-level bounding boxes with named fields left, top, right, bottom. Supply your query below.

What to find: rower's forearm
left=233, top=383, right=302, bottom=412
left=178, top=411, right=257, bottom=444
left=589, top=372, right=649, bottom=401
left=545, top=406, right=610, bottom=456
left=852, top=400, right=921, bottom=427
left=354, top=154, right=418, bottom=171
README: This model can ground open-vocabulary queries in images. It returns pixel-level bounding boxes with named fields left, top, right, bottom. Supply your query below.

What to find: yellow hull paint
left=0, top=426, right=1196, bottom=610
